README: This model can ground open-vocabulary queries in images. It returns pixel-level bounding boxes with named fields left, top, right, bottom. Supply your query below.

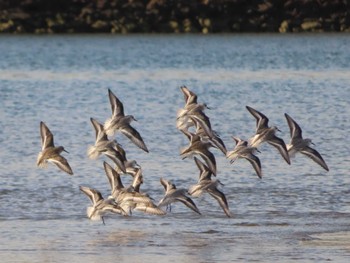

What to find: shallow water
left=0, top=34, right=349, bottom=262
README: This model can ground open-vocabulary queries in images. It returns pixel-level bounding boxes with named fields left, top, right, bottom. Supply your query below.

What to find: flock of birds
left=36, top=87, right=329, bottom=223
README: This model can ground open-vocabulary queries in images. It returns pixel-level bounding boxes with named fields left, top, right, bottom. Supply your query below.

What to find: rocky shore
left=0, top=0, right=349, bottom=34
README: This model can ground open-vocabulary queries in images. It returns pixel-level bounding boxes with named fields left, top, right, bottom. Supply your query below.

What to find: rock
left=279, top=20, right=289, bottom=33
left=301, top=20, right=320, bottom=31
left=203, top=18, right=211, bottom=27
left=91, top=20, right=108, bottom=29
left=169, top=20, right=178, bottom=30
left=0, top=20, right=14, bottom=32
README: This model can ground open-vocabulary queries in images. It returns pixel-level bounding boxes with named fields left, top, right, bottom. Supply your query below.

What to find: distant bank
left=0, top=0, right=349, bottom=34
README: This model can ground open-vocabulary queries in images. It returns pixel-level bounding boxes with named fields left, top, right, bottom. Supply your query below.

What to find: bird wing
left=207, top=187, right=231, bottom=217
left=189, top=112, right=213, bottom=137
left=300, top=146, right=329, bottom=171
left=40, top=121, right=54, bottom=150
left=267, top=136, right=291, bottom=165
left=175, top=191, right=201, bottom=215
left=160, top=177, right=175, bottom=192
left=120, top=125, right=149, bottom=153
left=108, top=89, right=124, bottom=117
left=180, top=86, right=197, bottom=106
left=194, top=157, right=212, bottom=181
left=50, top=155, right=73, bottom=175
left=243, top=153, right=262, bottom=179
left=197, top=147, right=217, bottom=176
left=104, top=148, right=126, bottom=173
left=90, top=117, right=108, bottom=142
left=210, top=134, right=227, bottom=155
left=246, top=106, right=269, bottom=133
left=285, top=113, right=303, bottom=139
left=80, top=186, right=103, bottom=205
left=103, top=161, right=124, bottom=191
left=134, top=203, right=166, bottom=215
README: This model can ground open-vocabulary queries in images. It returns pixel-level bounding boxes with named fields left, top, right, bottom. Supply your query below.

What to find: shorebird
left=180, top=85, right=199, bottom=107
left=36, top=121, right=73, bottom=175
left=176, top=86, right=212, bottom=136
left=246, top=106, right=290, bottom=165
left=129, top=167, right=144, bottom=193
left=104, top=89, right=149, bottom=152
left=285, top=113, right=329, bottom=171
left=103, top=162, right=165, bottom=216
left=177, top=105, right=211, bottom=133
left=226, top=136, right=262, bottom=179
left=178, top=109, right=224, bottom=157
left=79, top=186, right=127, bottom=224
left=188, top=158, right=231, bottom=217
left=112, top=142, right=141, bottom=176
left=192, top=119, right=227, bottom=155
left=180, top=131, right=217, bottom=176
left=177, top=86, right=226, bottom=155
left=87, top=117, right=126, bottom=173
left=158, top=177, right=201, bottom=215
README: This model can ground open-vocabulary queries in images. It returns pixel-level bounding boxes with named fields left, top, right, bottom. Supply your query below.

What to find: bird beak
left=205, top=104, right=211, bottom=110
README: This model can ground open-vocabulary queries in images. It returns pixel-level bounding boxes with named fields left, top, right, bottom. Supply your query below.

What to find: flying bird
left=87, top=117, right=126, bottom=173
left=104, top=89, right=149, bottom=152
left=226, top=136, right=262, bottom=179
left=180, top=131, right=217, bottom=176
left=188, top=158, right=231, bottom=217
left=246, top=106, right=290, bottom=165
left=158, top=177, right=201, bottom=215
left=36, top=121, right=73, bottom=175
left=285, top=113, right=329, bottom=171
left=103, top=162, right=165, bottom=216
left=80, top=185, right=127, bottom=224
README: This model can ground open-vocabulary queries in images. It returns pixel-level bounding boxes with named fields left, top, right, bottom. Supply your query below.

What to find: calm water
left=0, top=34, right=349, bottom=262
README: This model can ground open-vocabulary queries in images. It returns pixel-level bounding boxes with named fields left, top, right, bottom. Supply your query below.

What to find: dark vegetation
left=0, top=0, right=349, bottom=33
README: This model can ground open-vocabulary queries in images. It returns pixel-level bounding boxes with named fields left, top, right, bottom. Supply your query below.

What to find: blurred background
left=0, top=0, right=349, bottom=34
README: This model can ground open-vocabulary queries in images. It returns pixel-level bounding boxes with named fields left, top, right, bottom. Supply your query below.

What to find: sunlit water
left=0, top=34, right=349, bottom=262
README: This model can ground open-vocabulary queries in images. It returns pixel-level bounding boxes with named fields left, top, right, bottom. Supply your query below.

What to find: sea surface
left=0, top=34, right=349, bottom=262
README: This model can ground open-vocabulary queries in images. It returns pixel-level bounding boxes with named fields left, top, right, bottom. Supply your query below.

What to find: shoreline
left=0, top=0, right=349, bottom=34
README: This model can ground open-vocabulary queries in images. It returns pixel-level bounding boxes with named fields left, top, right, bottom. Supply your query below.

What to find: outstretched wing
left=80, top=186, right=103, bottom=205
left=180, top=86, right=197, bottom=106
left=50, top=155, right=73, bottom=175
left=285, top=113, right=303, bottom=139
left=244, top=153, right=262, bottom=179
left=194, top=157, right=212, bottom=181
left=90, top=117, right=108, bottom=142
left=40, top=121, right=54, bottom=150
left=108, top=89, right=124, bottom=117
left=268, top=136, right=291, bottom=165
left=301, top=146, right=329, bottom=171
left=175, top=192, right=201, bottom=215
left=207, top=187, right=231, bottom=217
left=246, top=106, right=269, bottom=133
left=120, top=125, right=149, bottom=153
left=103, top=161, right=124, bottom=191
